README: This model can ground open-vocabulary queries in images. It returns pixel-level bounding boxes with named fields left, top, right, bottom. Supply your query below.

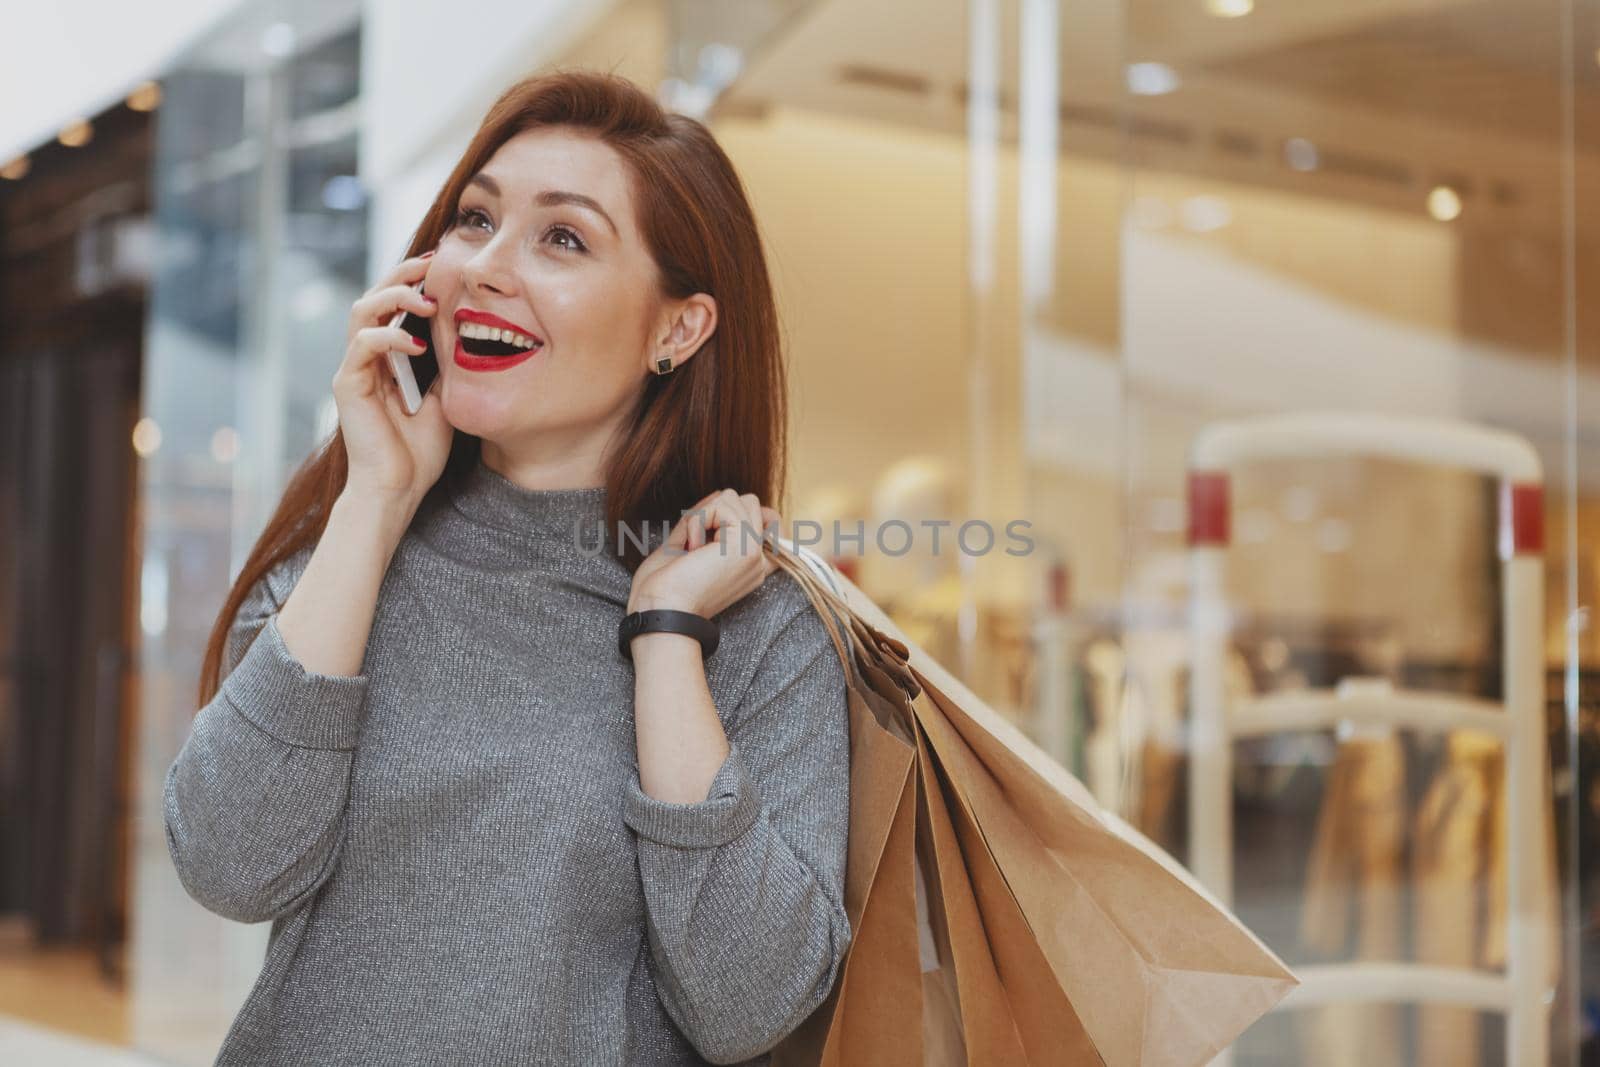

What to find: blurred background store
left=1, top=0, right=1597, bottom=1063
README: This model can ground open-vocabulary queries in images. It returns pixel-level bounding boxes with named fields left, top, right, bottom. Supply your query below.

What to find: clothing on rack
left=1412, top=729, right=1498, bottom=1065
left=1413, top=729, right=1561, bottom=1066
left=1082, top=638, right=1126, bottom=811
left=1297, top=734, right=1407, bottom=1067
left=1135, top=647, right=1255, bottom=844
left=1297, top=726, right=1562, bottom=1066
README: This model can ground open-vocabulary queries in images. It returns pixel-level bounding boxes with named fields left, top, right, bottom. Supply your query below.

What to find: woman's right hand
left=334, top=251, right=454, bottom=511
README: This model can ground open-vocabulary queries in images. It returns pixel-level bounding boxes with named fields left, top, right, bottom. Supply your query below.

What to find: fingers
left=671, top=489, right=721, bottom=552
left=652, top=490, right=785, bottom=609
left=694, top=491, right=742, bottom=552
left=722, top=492, right=760, bottom=548
left=352, top=282, right=437, bottom=335
left=675, top=490, right=775, bottom=558
left=731, top=493, right=781, bottom=583
left=758, top=504, right=783, bottom=541
left=333, top=325, right=428, bottom=394
left=740, top=493, right=768, bottom=535
left=361, top=325, right=428, bottom=359
left=670, top=493, right=715, bottom=552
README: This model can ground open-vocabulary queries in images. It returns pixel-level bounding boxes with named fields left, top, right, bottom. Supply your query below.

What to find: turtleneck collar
left=445, top=457, right=612, bottom=551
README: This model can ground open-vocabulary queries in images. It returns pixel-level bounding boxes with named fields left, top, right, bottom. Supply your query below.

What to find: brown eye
left=546, top=224, right=588, bottom=253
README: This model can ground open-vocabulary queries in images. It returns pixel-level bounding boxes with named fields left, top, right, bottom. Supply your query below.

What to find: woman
left=165, top=68, right=852, bottom=1066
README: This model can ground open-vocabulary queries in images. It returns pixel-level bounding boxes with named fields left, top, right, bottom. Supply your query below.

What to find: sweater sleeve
left=622, top=583, right=853, bottom=1065
left=163, top=552, right=370, bottom=924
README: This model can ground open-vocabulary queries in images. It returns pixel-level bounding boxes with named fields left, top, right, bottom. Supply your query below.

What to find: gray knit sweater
left=163, top=457, right=853, bottom=1065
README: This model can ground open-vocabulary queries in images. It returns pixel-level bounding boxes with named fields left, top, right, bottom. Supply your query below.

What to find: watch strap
left=618, top=609, right=720, bottom=661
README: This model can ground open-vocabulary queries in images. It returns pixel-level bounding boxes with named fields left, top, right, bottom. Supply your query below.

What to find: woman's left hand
left=628, top=489, right=783, bottom=618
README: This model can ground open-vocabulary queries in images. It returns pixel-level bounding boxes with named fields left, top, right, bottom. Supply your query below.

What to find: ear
left=648, top=293, right=717, bottom=374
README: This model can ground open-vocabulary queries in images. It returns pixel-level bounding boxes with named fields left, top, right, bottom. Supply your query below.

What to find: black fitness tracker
left=618, top=609, right=720, bottom=661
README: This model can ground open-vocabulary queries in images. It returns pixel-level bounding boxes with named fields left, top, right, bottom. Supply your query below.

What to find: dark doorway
left=0, top=101, right=151, bottom=984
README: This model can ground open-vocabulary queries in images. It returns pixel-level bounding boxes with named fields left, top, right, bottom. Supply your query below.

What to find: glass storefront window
left=1072, top=1, right=1584, bottom=1063
left=575, top=0, right=1595, bottom=1062
left=131, top=4, right=362, bottom=1062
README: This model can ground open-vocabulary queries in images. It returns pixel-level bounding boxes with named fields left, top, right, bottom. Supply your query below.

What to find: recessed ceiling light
left=127, top=81, right=162, bottom=112
left=58, top=119, right=92, bottom=147
left=1427, top=185, right=1463, bottom=221
left=1205, top=0, right=1254, bottom=16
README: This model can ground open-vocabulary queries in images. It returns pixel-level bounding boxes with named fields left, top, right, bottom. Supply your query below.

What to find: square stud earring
left=653, top=356, right=674, bottom=375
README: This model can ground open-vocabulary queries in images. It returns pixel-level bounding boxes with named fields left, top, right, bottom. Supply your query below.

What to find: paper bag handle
left=765, top=538, right=922, bottom=693
left=762, top=537, right=867, bottom=688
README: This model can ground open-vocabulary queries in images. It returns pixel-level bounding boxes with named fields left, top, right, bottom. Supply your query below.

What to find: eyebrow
left=466, top=173, right=619, bottom=238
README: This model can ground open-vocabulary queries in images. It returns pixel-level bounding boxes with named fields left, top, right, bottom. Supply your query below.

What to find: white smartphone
left=385, top=278, right=438, bottom=415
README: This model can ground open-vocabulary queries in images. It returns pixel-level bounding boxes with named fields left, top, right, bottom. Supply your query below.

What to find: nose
left=459, top=233, right=518, bottom=298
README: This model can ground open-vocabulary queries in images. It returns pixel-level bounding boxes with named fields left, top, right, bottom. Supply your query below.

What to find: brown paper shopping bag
left=764, top=540, right=1298, bottom=1067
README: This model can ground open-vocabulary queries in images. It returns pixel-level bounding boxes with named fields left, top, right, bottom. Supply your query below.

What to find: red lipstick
left=454, top=337, right=542, bottom=372
left=455, top=307, right=543, bottom=341
left=452, top=306, right=545, bottom=373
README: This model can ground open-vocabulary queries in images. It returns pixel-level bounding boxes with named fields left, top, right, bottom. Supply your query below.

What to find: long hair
left=197, top=68, right=789, bottom=707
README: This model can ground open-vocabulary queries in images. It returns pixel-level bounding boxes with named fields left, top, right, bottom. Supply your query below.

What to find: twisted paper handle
left=761, top=537, right=918, bottom=701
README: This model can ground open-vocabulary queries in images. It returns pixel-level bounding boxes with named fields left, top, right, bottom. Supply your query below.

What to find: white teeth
left=459, top=321, right=540, bottom=349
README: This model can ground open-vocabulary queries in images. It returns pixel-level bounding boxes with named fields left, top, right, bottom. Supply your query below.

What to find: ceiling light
left=1126, top=62, right=1180, bottom=96
left=132, top=418, right=162, bottom=457
left=1427, top=185, right=1462, bottom=221
left=1205, top=0, right=1254, bottom=16
left=58, top=119, right=92, bottom=147
left=127, top=81, right=162, bottom=112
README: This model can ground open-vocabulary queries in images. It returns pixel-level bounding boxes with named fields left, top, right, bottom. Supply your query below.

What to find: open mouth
left=457, top=322, right=544, bottom=358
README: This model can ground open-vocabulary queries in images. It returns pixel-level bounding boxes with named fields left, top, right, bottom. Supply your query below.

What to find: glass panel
left=615, top=2, right=1590, bottom=1059
left=569, top=0, right=1015, bottom=698
left=129, top=4, right=363, bottom=1062
left=1035, top=1, right=1586, bottom=1064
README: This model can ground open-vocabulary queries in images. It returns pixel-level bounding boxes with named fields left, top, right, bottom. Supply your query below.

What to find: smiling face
left=423, top=125, right=714, bottom=486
